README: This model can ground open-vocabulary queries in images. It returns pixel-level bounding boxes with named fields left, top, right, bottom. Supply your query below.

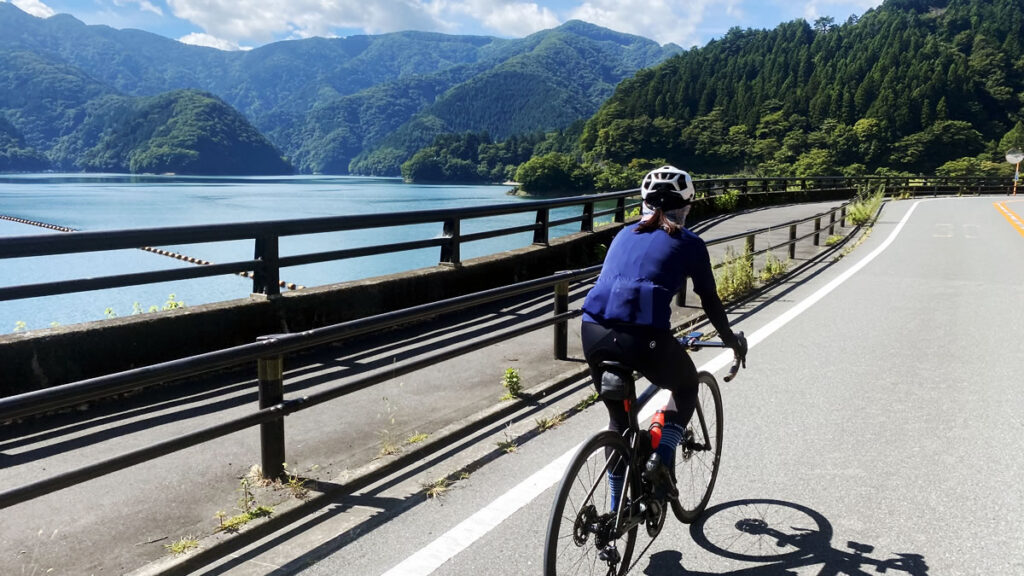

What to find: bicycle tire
left=544, top=430, right=640, bottom=576
left=671, top=371, right=723, bottom=523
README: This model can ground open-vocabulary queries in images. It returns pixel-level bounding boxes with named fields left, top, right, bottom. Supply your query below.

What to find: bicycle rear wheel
left=544, top=430, right=639, bottom=576
left=671, top=371, right=723, bottom=523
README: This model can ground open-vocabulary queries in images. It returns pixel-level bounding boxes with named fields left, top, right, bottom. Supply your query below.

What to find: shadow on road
left=642, top=499, right=928, bottom=575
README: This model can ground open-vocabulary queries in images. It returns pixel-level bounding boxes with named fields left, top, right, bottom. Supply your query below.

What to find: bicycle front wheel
left=544, top=430, right=639, bottom=576
left=672, top=371, right=723, bottom=523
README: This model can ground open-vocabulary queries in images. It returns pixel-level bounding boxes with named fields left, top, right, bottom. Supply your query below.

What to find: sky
left=2, top=0, right=884, bottom=51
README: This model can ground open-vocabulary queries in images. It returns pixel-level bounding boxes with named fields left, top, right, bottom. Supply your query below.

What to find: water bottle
left=649, top=408, right=666, bottom=449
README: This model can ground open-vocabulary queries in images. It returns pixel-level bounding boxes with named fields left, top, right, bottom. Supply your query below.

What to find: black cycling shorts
left=581, top=320, right=699, bottom=432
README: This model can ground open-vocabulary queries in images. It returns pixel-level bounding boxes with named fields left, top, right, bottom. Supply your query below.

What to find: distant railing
left=0, top=175, right=1011, bottom=305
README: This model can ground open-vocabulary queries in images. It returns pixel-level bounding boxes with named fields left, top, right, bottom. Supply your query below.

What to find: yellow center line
left=994, top=201, right=1024, bottom=237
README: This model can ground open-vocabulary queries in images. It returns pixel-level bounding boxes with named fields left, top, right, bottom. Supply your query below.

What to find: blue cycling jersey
left=582, top=223, right=719, bottom=331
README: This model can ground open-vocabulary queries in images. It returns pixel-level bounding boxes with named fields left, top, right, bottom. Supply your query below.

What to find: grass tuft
left=716, top=245, right=755, bottom=302
left=165, top=536, right=199, bottom=555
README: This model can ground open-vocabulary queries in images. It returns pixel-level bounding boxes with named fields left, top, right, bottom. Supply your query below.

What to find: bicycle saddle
left=597, top=360, right=634, bottom=401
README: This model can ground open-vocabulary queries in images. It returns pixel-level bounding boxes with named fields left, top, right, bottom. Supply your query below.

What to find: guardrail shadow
left=645, top=499, right=928, bottom=575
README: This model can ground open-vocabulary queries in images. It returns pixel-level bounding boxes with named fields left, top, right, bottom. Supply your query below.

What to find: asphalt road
left=9, top=196, right=1023, bottom=576
left=285, top=196, right=1024, bottom=575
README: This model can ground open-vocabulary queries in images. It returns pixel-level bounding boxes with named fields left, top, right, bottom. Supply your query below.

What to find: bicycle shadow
left=642, top=499, right=929, bottom=575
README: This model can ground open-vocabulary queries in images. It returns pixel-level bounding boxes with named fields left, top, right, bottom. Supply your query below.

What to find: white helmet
left=640, top=165, right=695, bottom=210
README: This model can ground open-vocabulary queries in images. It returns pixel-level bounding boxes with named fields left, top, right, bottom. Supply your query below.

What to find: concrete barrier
left=0, top=225, right=621, bottom=397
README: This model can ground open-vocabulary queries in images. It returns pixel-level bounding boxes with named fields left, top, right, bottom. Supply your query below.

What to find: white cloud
left=801, top=0, right=883, bottom=23
left=9, top=0, right=55, bottom=18
left=166, top=0, right=451, bottom=44
left=113, top=0, right=163, bottom=17
left=178, top=32, right=250, bottom=51
left=443, top=0, right=560, bottom=37
left=570, top=0, right=720, bottom=47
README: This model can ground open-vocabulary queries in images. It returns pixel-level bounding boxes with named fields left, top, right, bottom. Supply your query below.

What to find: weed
left=165, top=536, right=199, bottom=555
left=713, top=188, right=741, bottom=212
left=500, top=367, right=522, bottom=400
left=237, top=477, right=257, bottom=512
left=407, top=432, right=429, bottom=444
left=281, top=463, right=309, bottom=499
left=13, top=320, right=27, bottom=332
left=378, top=430, right=401, bottom=456
left=848, top=186, right=884, bottom=226
left=216, top=506, right=273, bottom=533
left=496, top=424, right=518, bottom=453
left=104, top=307, right=117, bottom=319
left=574, top=391, right=600, bottom=412
left=825, top=235, right=844, bottom=246
left=536, top=412, right=565, bottom=432
left=758, top=251, right=790, bottom=284
left=378, top=396, right=400, bottom=456
left=163, top=293, right=185, bottom=310
left=496, top=438, right=518, bottom=453
left=459, top=471, right=471, bottom=480
left=423, top=478, right=451, bottom=499
left=715, top=245, right=755, bottom=302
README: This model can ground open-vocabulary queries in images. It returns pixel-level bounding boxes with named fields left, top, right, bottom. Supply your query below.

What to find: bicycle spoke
left=546, top=431, right=638, bottom=576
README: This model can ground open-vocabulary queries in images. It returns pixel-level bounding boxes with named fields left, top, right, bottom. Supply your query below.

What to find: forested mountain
left=576, top=0, right=1024, bottom=179
left=0, top=115, right=49, bottom=172
left=0, top=3, right=680, bottom=174
left=349, top=21, right=683, bottom=175
left=78, top=90, right=292, bottom=175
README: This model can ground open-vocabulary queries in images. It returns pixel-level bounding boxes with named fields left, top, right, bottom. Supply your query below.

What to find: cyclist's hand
left=729, top=331, right=747, bottom=368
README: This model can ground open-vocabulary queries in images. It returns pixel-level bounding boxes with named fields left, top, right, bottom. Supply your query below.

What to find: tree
left=514, top=153, right=592, bottom=194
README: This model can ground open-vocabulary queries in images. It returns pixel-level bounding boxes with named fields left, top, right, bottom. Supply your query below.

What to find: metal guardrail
left=1, top=175, right=1009, bottom=304
left=0, top=266, right=596, bottom=508
left=0, top=198, right=860, bottom=510
left=0, top=175, right=1012, bottom=510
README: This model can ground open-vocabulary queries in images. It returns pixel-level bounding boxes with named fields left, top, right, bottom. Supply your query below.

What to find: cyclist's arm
left=688, top=243, right=739, bottom=346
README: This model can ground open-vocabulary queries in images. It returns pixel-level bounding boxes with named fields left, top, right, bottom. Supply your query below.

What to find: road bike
left=543, top=331, right=743, bottom=575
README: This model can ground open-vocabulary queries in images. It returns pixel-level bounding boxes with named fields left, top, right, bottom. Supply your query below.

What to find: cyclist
left=581, top=165, right=747, bottom=502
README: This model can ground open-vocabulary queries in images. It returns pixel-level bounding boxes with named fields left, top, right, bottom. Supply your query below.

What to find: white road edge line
left=381, top=200, right=924, bottom=576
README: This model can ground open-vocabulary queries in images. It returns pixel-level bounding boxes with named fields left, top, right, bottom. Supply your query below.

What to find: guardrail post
left=814, top=217, right=821, bottom=246
left=553, top=280, right=569, bottom=360
left=534, top=208, right=550, bottom=245
left=582, top=202, right=594, bottom=232
left=440, top=218, right=461, bottom=266
left=258, top=351, right=286, bottom=480
left=615, top=198, right=626, bottom=223
left=253, top=236, right=281, bottom=296
left=789, top=224, right=797, bottom=260
left=829, top=212, right=836, bottom=236
left=841, top=206, right=848, bottom=227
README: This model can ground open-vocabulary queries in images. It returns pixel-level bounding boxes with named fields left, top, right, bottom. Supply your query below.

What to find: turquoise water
left=0, top=174, right=597, bottom=331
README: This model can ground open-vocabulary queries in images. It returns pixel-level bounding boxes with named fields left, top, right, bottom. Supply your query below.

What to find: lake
left=0, top=174, right=598, bottom=332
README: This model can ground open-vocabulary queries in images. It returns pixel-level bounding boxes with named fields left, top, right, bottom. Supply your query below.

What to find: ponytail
left=636, top=208, right=680, bottom=236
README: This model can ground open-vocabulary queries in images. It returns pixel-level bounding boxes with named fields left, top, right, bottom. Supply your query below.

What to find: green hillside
left=0, top=3, right=679, bottom=175
left=578, top=0, right=1024, bottom=179
left=79, top=90, right=292, bottom=175
left=350, top=21, right=681, bottom=175
left=0, top=115, right=49, bottom=172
